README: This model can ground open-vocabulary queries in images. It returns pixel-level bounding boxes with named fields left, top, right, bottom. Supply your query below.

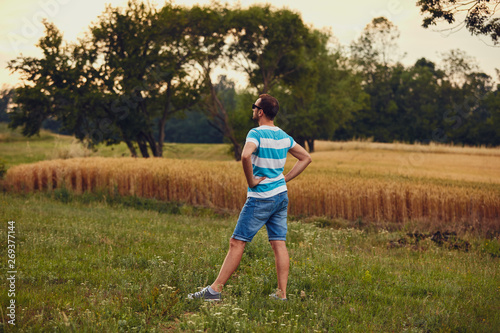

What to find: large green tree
left=228, top=5, right=315, bottom=94
left=350, top=17, right=402, bottom=83
left=89, top=1, right=201, bottom=157
left=227, top=6, right=368, bottom=152
left=88, top=1, right=163, bottom=157
left=345, top=17, right=404, bottom=142
left=277, top=30, right=368, bottom=151
left=8, top=1, right=202, bottom=158
left=8, top=21, right=106, bottom=144
left=443, top=72, right=496, bottom=145
left=394, top=58, right=447, bottom=142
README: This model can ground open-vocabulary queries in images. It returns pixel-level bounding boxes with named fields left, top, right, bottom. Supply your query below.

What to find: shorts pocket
left=281, top=197, right=289, bottom=210
left=253, top=199, right=275, bottom=221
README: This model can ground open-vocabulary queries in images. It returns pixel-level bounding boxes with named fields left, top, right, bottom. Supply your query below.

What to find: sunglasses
left=252, top=104, right=263, bottom=110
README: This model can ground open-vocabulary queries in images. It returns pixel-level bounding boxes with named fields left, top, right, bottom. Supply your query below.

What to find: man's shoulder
left=248, top=126, right=293, bottom=144
left=254, top=126, right=289, bottom=135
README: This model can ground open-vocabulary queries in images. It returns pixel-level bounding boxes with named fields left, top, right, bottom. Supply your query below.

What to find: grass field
left=1, top=125, right=499, bottom=331
left=0, top=123, right=233, bottom=168
left=0, top=192, right=499, bottom=332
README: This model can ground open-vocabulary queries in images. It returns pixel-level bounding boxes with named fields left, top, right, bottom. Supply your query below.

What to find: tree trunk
left=136, top=95, right=160, bottom=157
left=295, top=136, right=306, bottom=150
left=157, top=117, right=166, bottom=157
left=206, top=75, right=242, bottom=161
left=306, top=138, right=315, bottom=153
left=144, top=131, right=160, bottom=157
left=229, top=136, right=243, bottom=161
left=124, top=138, right=137, bottom=157
left=137, top=133, right=150, bottom=158
left=157, top=84, right=171, bottom=157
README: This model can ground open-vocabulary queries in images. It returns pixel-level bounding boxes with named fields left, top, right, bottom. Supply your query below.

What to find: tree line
left=3, top=1, right=500, bottom=160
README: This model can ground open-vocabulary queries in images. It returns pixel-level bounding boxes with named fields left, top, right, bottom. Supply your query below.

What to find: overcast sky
left=1, top=0, right=498, bottom=88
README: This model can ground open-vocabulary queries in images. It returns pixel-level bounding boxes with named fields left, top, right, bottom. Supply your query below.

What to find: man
left=188, top=94, right=311, bottom=301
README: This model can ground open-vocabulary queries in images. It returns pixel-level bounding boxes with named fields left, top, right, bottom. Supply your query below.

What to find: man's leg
left=211, top=238, right=246, bottom=292
left=270, top=240, right=289, bottom=299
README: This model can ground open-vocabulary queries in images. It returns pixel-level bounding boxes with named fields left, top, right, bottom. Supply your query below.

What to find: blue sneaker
left=187, top=286, right=221, bottom=301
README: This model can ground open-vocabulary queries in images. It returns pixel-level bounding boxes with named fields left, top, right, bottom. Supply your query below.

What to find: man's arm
left=241, top=141, right=266, bottom=188
left=285, top=144, right=312, bottom=183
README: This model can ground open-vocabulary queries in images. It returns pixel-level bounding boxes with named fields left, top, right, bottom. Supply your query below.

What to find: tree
left=228, top=5, right=315, bottom=94
left=8, top=1, right=202, bottom=158
left=417, top=0, right=500, bottom=44
left=483, top=84, right=500, bottom=145
left=350, top=16, right=402, bottom=78
left=186, top=4, right=243, bottom=160
left=277, top=30, right=368, bottom=151
left=440, top=49, right=480, bottom=87
left=87, top=1, right=163, bottom=157
left=153, top=3, right=203, bottom=156
left=394, top=58, right=446, bottom=142
left=228, top=91, right=257, bottom=149
left=89, top=1, right=201, bottom=157
left=203, top=75, right=242, bottom=159
left=443, top=71, right=496, bottom=145
left=345, top=17, right=404, bottom=142
left=7, top=21, right=106, bottom=143
left=227, top=6, right=368, bottom=152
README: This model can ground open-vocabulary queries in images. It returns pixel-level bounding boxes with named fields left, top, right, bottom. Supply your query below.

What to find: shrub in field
left=4, top=157, right=500, bottom=233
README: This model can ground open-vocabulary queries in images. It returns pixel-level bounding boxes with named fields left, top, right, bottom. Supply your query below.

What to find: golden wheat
left=4, top=153, right=499, bottom=233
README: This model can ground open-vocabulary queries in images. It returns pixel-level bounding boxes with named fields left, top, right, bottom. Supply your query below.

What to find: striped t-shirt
left=245, top=125, right=296, bottom=198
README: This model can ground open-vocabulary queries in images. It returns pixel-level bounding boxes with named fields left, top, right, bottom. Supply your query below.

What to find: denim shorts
left=232, top=191, right=289, bottom=242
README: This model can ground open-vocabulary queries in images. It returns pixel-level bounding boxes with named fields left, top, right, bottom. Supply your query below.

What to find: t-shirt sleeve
left=246, top=129, right=259, bottom=147
left=290, top=136, right=297, bottom=149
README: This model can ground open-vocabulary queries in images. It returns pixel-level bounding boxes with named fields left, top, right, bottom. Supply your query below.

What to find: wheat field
left=4, top=144, right=500, bottom=233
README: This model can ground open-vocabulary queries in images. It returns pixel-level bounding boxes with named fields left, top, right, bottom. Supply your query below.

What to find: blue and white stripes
left=246, top=125, right=296, bottom=198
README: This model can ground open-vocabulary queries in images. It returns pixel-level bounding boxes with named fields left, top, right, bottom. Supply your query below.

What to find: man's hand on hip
left=248, top=176, right=266, bottom=188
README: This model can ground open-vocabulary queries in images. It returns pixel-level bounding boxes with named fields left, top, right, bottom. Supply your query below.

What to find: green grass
left=0, top=123, right=233, bottom=168
left=0, top=193, right=498, bottom=332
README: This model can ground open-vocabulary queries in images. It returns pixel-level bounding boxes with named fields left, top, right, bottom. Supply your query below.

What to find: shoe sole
left=187, top=296, right=221, bottom=301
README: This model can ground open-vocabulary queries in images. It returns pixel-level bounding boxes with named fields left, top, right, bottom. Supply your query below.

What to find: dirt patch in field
left=388, top=231, right=471, bottom=252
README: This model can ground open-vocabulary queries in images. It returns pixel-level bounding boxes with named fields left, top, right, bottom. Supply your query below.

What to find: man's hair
left=258, top=94, right=279, bottom=120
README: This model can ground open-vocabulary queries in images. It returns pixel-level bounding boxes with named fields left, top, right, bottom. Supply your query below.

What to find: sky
left=1, top=0, right=498, bottom=89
